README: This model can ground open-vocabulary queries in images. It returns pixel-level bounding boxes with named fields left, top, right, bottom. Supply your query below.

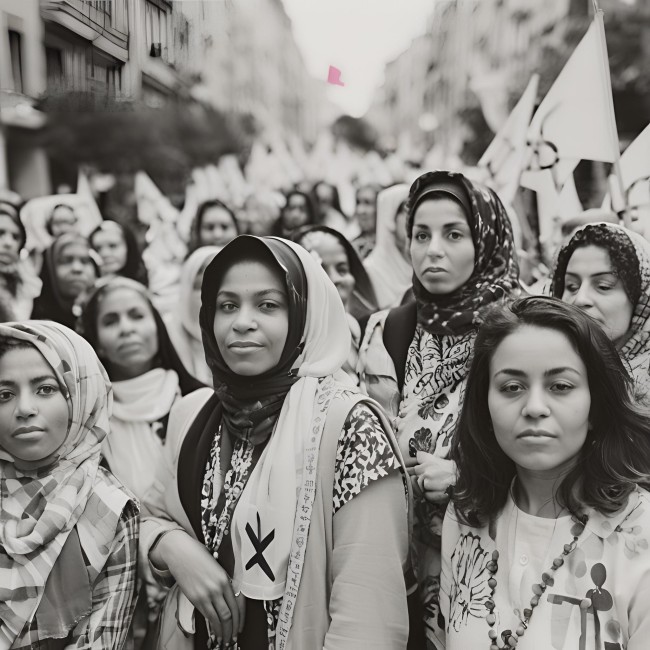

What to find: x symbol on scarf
left=245, top=512, right=275, bottom=581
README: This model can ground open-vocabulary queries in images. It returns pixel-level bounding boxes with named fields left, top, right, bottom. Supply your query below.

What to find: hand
left=413, top=452, right=457, bottom=503
left=152, top=530, right=245, bottom=644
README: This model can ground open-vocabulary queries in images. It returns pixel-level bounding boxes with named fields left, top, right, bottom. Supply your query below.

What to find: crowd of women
left=2, top=168, right=650, bottom=650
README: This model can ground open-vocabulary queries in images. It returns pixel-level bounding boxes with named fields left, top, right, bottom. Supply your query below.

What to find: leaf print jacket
left=440, top=488, right=650, bottom=650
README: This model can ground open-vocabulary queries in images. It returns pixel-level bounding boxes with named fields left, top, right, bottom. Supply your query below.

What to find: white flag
left=479, top=74, right=539, bottom=203
left=521, top=13, right=619, bottom=193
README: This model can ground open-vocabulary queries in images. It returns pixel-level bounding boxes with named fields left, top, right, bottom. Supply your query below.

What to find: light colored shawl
left=229, top=239, right=352, bottom=601
left=364, top=184, right=411, bottom=308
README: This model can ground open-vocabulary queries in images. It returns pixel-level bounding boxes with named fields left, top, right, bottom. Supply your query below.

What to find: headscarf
left=77, top=276, right=203, bottom=396
left=550, top=222, right=650, bottom=400
left=0, top=321, right=128, bottom=648
left=167, top=246, right=221, bottom=384
left=32, top=234, right=100, bottom=329
left=364, top=184, right=412, bottom=309
left=89, top=220, right=149, bottom=286
left=407, top=170, right=520, bottom=336
left=199, top=235, right=351, bottom=599
left=293, top=224, right=378, bottom=320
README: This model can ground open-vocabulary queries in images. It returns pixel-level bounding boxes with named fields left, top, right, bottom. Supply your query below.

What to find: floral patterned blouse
left=440, top=487, right=650, bottom=650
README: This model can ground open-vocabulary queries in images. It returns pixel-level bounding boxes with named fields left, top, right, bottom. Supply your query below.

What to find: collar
left=583, top=487, right=647, bottom=539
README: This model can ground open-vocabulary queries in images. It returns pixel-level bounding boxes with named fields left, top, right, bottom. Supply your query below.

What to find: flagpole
left=593, top=0, right=630, bottom=227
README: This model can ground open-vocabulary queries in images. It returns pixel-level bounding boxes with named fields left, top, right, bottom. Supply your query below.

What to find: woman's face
left=92, top=228, right=128, bottom=276
left=283, top=194, right=310, bottom=231
left=562, top=245, right=634, bottom=345
left=200, top=207, right=238, bottom=248
left=55, top=242, right=97, bottom=300
left=0, top=347, right=69, bottom=464
left=409, top=198, right=475, bottom=294
left=96, top=287, right=159, bottom=379
left=0, top=215, right=22, bottom=265
left=304, top=235, right=355, bottom=310
left=355, top=187, right=377, bottom=235
left=49, top=206, right=78, bottom=237
left=214, top=260, right=289, bottom=376
left=488, top=325, right=591, bottom=478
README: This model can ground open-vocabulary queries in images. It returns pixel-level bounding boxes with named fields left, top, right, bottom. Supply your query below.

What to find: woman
left=295, top=225, right=378, bottom=383
left=364, top=184, right=412, bottom=309
left=166, top=246, right=221, bottom=385
left=0, top=320, right=138, bottom=649
left=352, top=183, right=381, bottom=260
left=358, top=170, right=520, bottom=648
left=312, top=181, right=359, bottom=240
left=0, top=204, right=41, bottom=320
left=90, top=220, right=149, bottom=286
left=78, top=276, right=203, bottom=644
left=273, top=190, right=316, bottom=239
left=141, top=235, right=410, bottom=649
left=441, top=295, right=650, bottom=649
left=45, top=203, right=79, bottom=238
left=550, top=222, right=650, bottom=407
left=188, top=200, right=240, bottom=255
left=78, top=276, right=203, bottom=502
left=32, top=234, right=99, bottom=329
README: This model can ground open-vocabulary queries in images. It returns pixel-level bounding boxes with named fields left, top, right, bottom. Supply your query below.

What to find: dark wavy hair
left=312, top=181, right=346, bottom=221
left=89, top=220, right=149, bottom=286
left=275, top=190, right=317, bottom=236
left=188, top=199, right=240, bottom=255
left=452, top=295, right=650, bottom=527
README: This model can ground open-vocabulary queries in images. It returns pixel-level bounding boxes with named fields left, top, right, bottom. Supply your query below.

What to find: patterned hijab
left=0, top=321, right=122, bottom=648
left=550, top=223, right=650, bottom=402
left=407, top=171, right=520, bottom=336
left=199, top=236, right=308, bottom=447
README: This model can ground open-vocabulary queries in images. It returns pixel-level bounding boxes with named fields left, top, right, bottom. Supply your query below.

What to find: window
left=145, top=0, right=168, bottom=59
left=84, top=1, right=112, bottom=17
left=8, top=31, right=23, bottom=93
left=45, top=46, right=64, bottom=91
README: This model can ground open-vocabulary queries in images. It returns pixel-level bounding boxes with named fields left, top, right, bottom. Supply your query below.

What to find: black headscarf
left=77, top=276, right=203, bottom=395
left=550, top=223, right=642, bottom=305
left=293, top=224, right=378, bottom=320
left=89, top=220, right=149, bottom=286
left=407, top=170, right=520, bottom=336
left=199, top=235, right=308, bottom=445
left=32, top=234, right=100, bottom=330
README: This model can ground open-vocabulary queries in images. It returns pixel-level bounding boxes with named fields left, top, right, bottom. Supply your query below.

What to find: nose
left=426, top=232, right=445, bottom=259
left=570, top=283, right=593, bottom=308
left=232, top=305, right=257, bottom=332
left=16, top=392, right=38, bottom=419
left=70, top=258, right=85, bottom=274
left=521, top=385, right=551, bottom=419
left=117, top=315, right=136, bottom=337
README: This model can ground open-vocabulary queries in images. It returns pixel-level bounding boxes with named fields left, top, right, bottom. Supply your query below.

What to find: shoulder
left=586, top=486, right=650, bottom=541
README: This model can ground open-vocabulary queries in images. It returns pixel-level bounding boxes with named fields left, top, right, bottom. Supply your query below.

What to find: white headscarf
left=166, top=246, right=221, bottom=384
left=364, top=184, right=412, bottom=308
left=230, top=238, right=352, bottom=600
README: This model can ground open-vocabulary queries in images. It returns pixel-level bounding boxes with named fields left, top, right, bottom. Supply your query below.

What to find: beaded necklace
left=484, top=509, right=590, bottom=649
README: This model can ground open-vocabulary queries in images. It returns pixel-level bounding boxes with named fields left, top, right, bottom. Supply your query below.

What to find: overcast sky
left=281, top=0, right=435, bottom=117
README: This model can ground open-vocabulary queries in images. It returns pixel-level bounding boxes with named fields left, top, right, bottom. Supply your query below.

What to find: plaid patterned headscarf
left=0, top=321, right=114, bottom=648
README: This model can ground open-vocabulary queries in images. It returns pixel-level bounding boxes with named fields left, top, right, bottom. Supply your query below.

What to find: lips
left=12, top=426, right=45, bottom=438
left=228, top=341, right=263, bottom=349
left=423, top=267, right=447, bottom=275
left=517, top=429, right=556, bottom=439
